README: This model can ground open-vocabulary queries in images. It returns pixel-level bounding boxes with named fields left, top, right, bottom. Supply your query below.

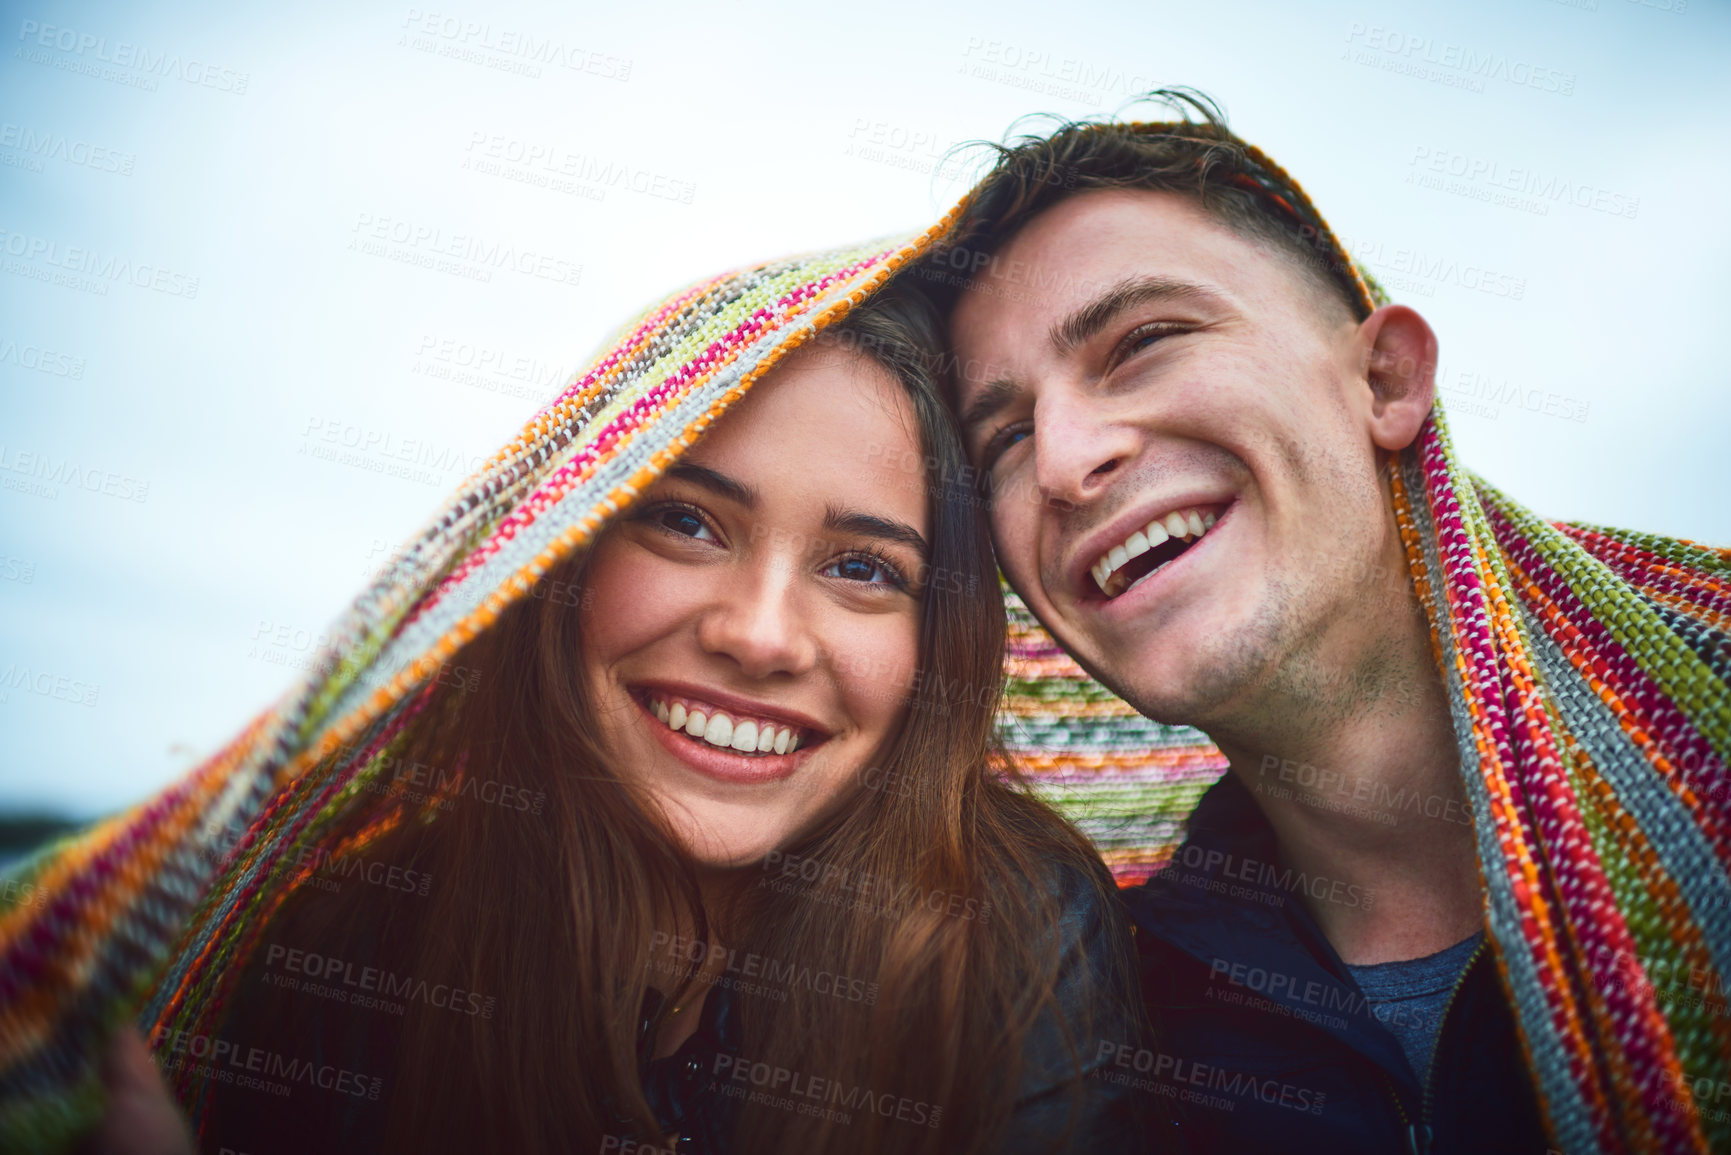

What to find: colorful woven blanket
left=0, top=131, right=1727, bottom=1155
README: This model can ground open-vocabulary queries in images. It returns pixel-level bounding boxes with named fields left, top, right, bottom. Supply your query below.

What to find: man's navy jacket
left=1118, top=773, right=1552, bottom=1155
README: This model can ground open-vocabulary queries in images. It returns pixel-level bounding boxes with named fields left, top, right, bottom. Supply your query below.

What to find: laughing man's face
left=949, top=188, right=1426, bottom=732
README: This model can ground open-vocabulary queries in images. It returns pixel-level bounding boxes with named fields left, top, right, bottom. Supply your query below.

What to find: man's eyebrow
left=667, top=462, right=757, bottom=507
left=823, top=506, right=930, bottom=560
left=957, top=376, right=1023, bottom=443
left=1049, top=274, right=1222, bottom=357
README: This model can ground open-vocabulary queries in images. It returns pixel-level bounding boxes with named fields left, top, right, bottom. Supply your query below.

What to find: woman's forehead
left=676, top=351, right=926, bottom=519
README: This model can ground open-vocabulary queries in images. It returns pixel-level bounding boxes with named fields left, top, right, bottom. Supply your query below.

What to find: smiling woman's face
left=577, top=345, right=929, bottom=869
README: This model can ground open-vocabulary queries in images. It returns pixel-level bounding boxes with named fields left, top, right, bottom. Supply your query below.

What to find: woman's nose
left=693, top=558, right=819, bottom=679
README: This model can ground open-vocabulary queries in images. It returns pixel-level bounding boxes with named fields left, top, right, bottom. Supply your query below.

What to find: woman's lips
left=635, top=694, right=815, bottom=784
left=646, top=692, right=810, bottom=756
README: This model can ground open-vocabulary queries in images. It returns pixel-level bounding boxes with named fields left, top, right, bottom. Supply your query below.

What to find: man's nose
left=694, top=558, right=820, bottom=680
left=1031, top=393, right=1140, bottom=511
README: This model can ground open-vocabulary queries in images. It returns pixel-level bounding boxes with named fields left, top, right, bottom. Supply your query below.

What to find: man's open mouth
left=1088, top=504, right=1225, bottom=600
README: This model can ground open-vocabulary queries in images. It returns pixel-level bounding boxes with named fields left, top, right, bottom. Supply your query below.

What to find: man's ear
left=1356, top=304, right=1438, bottom=452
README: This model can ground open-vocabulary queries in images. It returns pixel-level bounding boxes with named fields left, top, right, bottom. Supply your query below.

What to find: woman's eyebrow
left=667, top=462, right=758, bottom=507
left=823, top=506, right=930, bottom=559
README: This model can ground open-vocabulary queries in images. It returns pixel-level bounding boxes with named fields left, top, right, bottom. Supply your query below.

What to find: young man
left=920, top=94, right=1731, bottom=1155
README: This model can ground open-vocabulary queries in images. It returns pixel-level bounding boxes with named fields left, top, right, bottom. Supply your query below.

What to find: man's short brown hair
left=915, top=89, right=1376, bottom=326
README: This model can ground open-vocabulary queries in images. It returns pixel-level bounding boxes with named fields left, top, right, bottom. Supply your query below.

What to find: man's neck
left=1208, top=570, right=1484, bottom=966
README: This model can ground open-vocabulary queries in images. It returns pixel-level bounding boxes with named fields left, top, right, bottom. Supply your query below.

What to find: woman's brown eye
left=836, top=557, right=882, bottom=583
left=825, top=553, right=903, bottom=588
left=661, top=510, right=706, bottom=537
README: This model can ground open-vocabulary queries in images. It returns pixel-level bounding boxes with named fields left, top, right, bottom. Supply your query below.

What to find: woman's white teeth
left=729, top=720, right=757, bottom=752
left=1091, top=507, right=1221, bottom=595
left=704, top=713, right=733, bottom=746
left=651, top=698, right=801, bottom=756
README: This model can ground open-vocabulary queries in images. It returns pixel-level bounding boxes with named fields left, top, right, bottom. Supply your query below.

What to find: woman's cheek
left=579, top=542, right=696, bottom=658
left=834, top=616, right=920, bottom=738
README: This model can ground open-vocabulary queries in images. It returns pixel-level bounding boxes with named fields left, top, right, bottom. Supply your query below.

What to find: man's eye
left=1113, top=322, right=1189, bottom=367
left=1130, top=328, right=1167, bottom=353
left=983, top=423, right=1031, bottom=470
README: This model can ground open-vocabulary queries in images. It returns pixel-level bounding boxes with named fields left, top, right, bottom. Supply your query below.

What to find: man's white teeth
left=650, top=697, right=802, bottom=756
left=1091, top=507, right=1221, bottom=595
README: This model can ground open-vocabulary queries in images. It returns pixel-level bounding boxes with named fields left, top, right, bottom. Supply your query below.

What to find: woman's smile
left=630, top=683, right=826, bottom=784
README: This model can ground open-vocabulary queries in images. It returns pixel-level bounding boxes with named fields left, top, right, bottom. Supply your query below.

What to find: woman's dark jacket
left=196, top=858, right=1142, bottom=1154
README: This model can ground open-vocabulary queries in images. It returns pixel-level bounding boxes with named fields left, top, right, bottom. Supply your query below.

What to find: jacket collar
left=1122, top=772, right=1416, bottom=1083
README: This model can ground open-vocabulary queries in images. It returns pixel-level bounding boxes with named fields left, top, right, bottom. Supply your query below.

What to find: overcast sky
left=3, top=0, right=1727, bottom=818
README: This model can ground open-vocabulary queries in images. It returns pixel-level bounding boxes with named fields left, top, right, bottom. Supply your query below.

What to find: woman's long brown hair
left=247, top=285, right=1130, bottom=1155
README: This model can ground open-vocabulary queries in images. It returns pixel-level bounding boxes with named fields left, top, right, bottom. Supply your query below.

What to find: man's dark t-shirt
left=1116, top=774, right=1550, bottom=1154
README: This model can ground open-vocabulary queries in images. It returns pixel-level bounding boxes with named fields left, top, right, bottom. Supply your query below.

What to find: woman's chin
left=663, top=814, right=787, bottom=874
left=642, top=751, right=867, bottom=875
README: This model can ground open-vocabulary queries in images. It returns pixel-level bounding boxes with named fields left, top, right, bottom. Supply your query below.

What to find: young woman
left=155, top=285, right=1148, bottom=1155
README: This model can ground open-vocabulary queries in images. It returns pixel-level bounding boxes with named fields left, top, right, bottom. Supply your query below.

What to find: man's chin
left=1118, top=683, right=1235, bottom=731
left=1085, top=640, right=1260, bottom=732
